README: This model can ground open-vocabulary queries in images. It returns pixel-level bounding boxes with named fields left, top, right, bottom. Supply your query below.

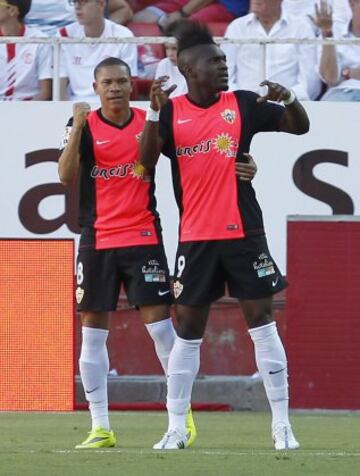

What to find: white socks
left=79, top=326, right=110, bottom=431
left=248, top=322, right=290, bottom=428
left=145, top=317, right=176, bottom=374
left=166, top=335, right=202, bottom=433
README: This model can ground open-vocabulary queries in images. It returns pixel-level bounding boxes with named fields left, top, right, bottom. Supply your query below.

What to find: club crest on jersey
left=221, top=109, right=236, bottom=124
left=173, top=280, right=183, bottom=299
left=76, top=286, right=84, bottom=304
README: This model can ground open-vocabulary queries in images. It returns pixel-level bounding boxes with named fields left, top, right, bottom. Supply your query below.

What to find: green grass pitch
left=1, top=411, right=359, bottom=476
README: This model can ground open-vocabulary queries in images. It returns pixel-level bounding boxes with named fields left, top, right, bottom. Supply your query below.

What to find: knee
left=245, top=310, right=273, bottom=329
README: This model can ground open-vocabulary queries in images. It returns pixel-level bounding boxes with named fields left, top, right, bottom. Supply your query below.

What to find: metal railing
left=1, top=35, right=359, bottom=100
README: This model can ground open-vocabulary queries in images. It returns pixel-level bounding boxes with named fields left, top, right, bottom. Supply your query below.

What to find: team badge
left=76, top=286, right=84, bottom=304
left=173, top=280, right=183, bottom=299
left=135, top=132, right=143, bottom=142
left=221, top=109, right=236, bottom=124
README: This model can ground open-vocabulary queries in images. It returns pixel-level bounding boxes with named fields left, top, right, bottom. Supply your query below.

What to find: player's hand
left=72, top=102, right=91, bottom=129
left=308, top=0, right=333, bottom=34
left=150, top=76, right=177, bottom=111
left=235, top=153, right=257, bottom=181
left=257, top=80, right=292, bottom=104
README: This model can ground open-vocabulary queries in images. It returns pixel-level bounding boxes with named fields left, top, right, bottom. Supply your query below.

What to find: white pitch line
left=51, top=449, right=360, bottom=457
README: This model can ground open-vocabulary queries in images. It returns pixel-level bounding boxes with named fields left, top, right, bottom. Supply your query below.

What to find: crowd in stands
left=0, top=0, right=359, bottom=102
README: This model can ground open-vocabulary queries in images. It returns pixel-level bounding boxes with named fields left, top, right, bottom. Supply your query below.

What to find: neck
left=84, top=17, right=105, bottom=38
left=257, top=8, right=281, bottom=33
left=351, top=17, right=360, bottom=36
left=101, top=106, right=131, bottom=126
left=0, top=19, right=23, bottom=36
left=187, top=86, right=220, bottom=108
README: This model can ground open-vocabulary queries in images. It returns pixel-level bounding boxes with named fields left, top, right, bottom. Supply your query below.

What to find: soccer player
left=139, top=21, right=310, bottom=450
left=58, top=56, right=256, bottom=449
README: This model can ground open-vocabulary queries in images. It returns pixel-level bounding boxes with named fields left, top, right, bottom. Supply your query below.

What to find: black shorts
left=173, top=235, right=287, bottom=306
left=75, top=244, right=172, bottom=312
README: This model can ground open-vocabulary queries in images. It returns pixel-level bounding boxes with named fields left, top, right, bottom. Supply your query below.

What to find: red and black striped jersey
left=63, top=108, right=162, bottom=249
left=159, top=90, right=285, bottom=242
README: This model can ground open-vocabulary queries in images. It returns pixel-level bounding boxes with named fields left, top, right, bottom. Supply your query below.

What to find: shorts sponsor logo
left=142, top=261, right=166, bottom=283
left=253, top=253, right=275, bottom=278
left=76, top=286, right=84, bottom=304
left=272, top=277, right=279, bottom=287
left=173, top=280, right=183, bottom=299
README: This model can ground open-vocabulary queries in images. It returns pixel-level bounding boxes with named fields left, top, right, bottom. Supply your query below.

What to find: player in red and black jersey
left=58, top=57, right=182, bottom=450
left=140, top=21, right=310, bottom=450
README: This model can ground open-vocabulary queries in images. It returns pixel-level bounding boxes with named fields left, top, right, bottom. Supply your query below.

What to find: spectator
left=0, top=0, right=52, bottom=100
left=25, top=0, right=133, bottom=36
left=223, top=0, right=321, bottom=100
left=311, top=0, right=360, bottom=101
left=282, top=1, right=351, bottom=25
left=154, top=22, right=187, bottom=97
left=59, top=0, right=137, bottom=101
left=133, top=0, right=249, bottom=29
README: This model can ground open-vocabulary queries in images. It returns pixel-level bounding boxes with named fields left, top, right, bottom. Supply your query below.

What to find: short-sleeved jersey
left=159, top=90, right=284, bottom=242
left=58, top=20, right=138, bottom=101
left=0, top=25, right=52, bottom=100
left=62, top=108, right=162, bottom=250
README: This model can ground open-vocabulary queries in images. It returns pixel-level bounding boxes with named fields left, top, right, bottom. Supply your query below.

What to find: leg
left=241, top=297, right=299, bottom=450
left=140, top=304, right=175, bottom=374
left=154, top=304, right=209, bottom=449
left=79, top=312, right=111, bottom=430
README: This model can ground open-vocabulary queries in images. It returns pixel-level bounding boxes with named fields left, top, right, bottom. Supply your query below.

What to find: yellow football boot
left=75, top=426, right=116, bottom=449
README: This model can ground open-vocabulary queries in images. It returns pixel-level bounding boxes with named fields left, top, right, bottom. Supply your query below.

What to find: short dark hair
left=7, top=0, right=31, bottom=21
left=93, top=57, right=131, bottom=79
left=176, top=20, right=216, bottom=56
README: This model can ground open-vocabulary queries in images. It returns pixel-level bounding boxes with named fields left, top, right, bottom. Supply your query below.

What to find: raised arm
left=139, top=77, right=176, bottom=170
left=58, top=103, right=90, bottom=186
left=257, top=80, right=310, bottom=135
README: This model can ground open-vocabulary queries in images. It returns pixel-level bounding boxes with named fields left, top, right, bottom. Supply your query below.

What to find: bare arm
left=258, top=80, right=310, bottom=135
left=32, top=79, right=52, bottom=101
left=139, top=77, right=176, bottom=170
left=108, top=0, right=133, bottom=24
left=58, top=103, right=90, bottom=186
left=309, top=0, right=340, bottom=86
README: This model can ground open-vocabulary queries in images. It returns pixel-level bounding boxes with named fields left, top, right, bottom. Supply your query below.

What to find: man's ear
left=93, top=81, right=98, bottom=95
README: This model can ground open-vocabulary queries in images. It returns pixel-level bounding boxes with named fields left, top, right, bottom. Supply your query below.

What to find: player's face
left=73, top=0, right=105, bottom=25
left=192, top=45, right=228, bottom=93
left=94, top=64, right=132, bottom=110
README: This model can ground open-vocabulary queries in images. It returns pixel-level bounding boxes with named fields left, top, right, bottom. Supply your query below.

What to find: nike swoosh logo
left=269, top=368, right=286, bottom=375
left=177, top=119, right=192, bottom=124
left=158, top=289, right=171, bottom=296
left=85, top=386, right=100, bottom=394
left=96, top=140, right=110, bottom=145
left=272, top=277, right=279, bottom=287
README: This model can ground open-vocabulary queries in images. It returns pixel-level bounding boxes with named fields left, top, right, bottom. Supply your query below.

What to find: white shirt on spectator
left=25, top=0, right=76, bottom=36
left=59, top=19, right=138, bottom=102
left=155, top=58, right=187, bottom=98
left=0, top=26, right=52, bottom=100
left=282, top=0, right=351, bottom=25
left=222, top=11, right=321, bottom=100
left=321, top=20, right=360, bottom=92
